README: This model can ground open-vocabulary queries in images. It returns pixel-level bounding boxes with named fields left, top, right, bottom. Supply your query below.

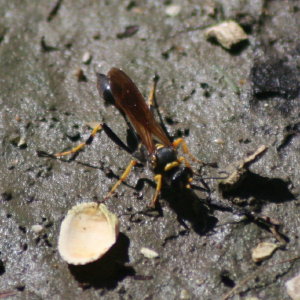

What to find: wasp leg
left=177, top=156, right=194, bottom=188
left=146, top=73, right=173, bottom=142
left=101, top=123, right=134, bottom=155
left=149, top=174, right=163, bottom=208
left=54, top=123, right=103, bottom=157
left=104, top=159, right=138, bottom=200
left=178, top=156, right=192, bottom=169
left=53, top=122, right=134, bottom=157
left=147, top=74, right=159, bottom=109
left=173, top=138, right=202, bottom=164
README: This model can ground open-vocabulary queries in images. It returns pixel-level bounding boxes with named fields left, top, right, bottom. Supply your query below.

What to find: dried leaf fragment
left=58, top=202, right=119, bottom=265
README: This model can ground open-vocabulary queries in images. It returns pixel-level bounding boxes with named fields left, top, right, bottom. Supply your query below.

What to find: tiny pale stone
left=31, top=224, right=44, bottom=233
left=17, top=136, right=27, bottom=147
left=251, top=242, right=278, bottom=262
left=285, top=273, right=300, bottom=300
left=140, top=247, right=159, bottom=259
left=165, top=5, right=181, bottom=17
left=82, top=52, right=92, bottom=64
left=213, top=138, right=225, bottom=145
left=179, top=289, right=191, bottom=300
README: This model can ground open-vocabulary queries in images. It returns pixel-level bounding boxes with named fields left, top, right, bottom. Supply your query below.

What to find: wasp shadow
left=68, top=233, right=135, bottom=289
left=221, top=171, right=294, bottom=210
left=163, top=187, right=218, bottom=235
left=135, top=177, right=218, bottom=235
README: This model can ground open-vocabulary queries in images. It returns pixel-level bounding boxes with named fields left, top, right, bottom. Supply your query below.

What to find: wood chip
left=205, top=20, right=248, bottom=49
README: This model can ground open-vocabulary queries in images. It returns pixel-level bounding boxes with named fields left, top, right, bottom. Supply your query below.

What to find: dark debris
left=251, top=60, right=300, bottom=100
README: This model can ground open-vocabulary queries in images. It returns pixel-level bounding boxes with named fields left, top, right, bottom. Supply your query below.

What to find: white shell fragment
left=58, top=202, right=119, bottom=265
left=286, top=273, right=300, bottom=300
left=140, top=247, right=159, bottom=259
left=251, top=242, right=278, bottom=262
left=205, top=20, right=248, bottom=49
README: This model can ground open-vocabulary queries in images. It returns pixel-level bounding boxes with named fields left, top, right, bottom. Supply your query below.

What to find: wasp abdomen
left=96, top=73, right=115, bottom=105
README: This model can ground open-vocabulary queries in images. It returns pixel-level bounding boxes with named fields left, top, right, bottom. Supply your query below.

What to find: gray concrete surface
left=0, top=1, right=299, bottom=299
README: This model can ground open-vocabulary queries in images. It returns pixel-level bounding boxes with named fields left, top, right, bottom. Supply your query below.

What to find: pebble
left=165, top=5, right=181, bottom=17
left=140, top=247, right=159, bottom=259
left=251, top=242, right=278, bottom=262
left=285, top=273, right=300, bottom=300
left=31, top=224, right=44, bottom=233
left=82, top=52, right=92, bottom=64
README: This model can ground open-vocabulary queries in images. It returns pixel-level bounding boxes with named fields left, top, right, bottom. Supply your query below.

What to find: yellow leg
left=104, top=160, right=137, bottom=199
left=178, top=156, right=192, bottom=169
left=54, top=123, right=103, bottom=157
left=149, top=174, right=162, bottom=208
left=177, top=156, right=193, bottom=188
left=173, top=138, right=202, bottom=164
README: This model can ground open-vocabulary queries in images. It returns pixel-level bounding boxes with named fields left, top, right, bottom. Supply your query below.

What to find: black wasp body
left=96, top=69, right=196, bottom=206
left=50, top=68, right=199, bottom=207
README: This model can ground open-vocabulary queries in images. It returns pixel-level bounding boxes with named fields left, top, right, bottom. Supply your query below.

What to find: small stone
left=286, top=273, right=300, bottom=300
left=213, top=138, right=225, bottom=145
left=17, top=136, right=27, bottom=148
left=165, top=5, right=181, bottom=17
left=205, top=20, right=248, bottom=50
left=179, top=289, right=191, bottom=300
left=251, top=242, right=278, bottom=262
left=82, top=52, right=92, bottom=64
left=195, top=279, right=204, bottom=286
left=31, top=224, right=44, bottom=233
left=140, top=247, right=159, bottom=259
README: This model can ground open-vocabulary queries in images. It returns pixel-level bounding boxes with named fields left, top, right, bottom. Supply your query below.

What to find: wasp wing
left=107, top=68, right=171, bottom=154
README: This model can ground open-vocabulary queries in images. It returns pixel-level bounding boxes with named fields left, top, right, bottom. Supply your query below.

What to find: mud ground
left=0, top=1, right=299, bottom=299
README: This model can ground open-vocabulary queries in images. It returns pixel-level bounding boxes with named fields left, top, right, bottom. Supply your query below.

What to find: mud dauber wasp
left=38, top=68, right=288, bottom=240
left=39, top=68, right=205, bottom=207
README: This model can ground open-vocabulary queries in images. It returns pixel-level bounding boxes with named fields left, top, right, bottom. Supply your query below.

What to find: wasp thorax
left=154, top=147, right=178, bottom=172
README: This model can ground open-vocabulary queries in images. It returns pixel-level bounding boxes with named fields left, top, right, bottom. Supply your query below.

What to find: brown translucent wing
left=108, top=68, right=171, bottom=154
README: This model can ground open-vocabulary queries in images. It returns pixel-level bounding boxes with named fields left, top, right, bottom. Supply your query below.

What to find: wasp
left=43, top=68, right=202, bottom=207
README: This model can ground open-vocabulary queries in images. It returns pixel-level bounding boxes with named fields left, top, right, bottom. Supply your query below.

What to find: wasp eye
left=96, top=73, right=115, bottom=105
